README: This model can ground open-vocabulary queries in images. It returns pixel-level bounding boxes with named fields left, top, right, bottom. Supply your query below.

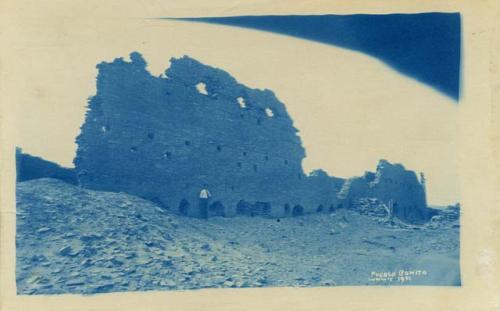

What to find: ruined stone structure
left=74, top=52, right=431, bottom=222
left=74, top=52, right=344, bottom=218
left=337, top=160, right=430, bottom=223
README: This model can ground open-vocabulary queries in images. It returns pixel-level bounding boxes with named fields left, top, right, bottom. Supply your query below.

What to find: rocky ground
left=16, top=178, right=461, bottom=295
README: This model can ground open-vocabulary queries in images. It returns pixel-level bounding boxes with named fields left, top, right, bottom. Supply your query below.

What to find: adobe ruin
left=74, top=52, right=430, bottom=222
left=74, top=52, right=344, bottom=218
left=337, top=160, right=430, bottom=223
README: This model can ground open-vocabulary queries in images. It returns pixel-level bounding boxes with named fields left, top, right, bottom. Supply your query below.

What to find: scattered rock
left=37, top=227, right=52, bottom=234
left=162, top=259, right=173, bottom=268
left=182, top=267, right=195, bottom=275
left=27, top=275, right=42, bottom=284
left=136, top=258, right=152, bottom=265
left=57, top=246, right=73, bottom=256
left=125, top=252, right=137, bottom=259
left=80, top=247, right=98, bottom=257
left=329, top=229, right=339, bottom=235
left=235, top=280, right=249, bottom=287
left=66, top=279, right=85, bottom=286
left=16, top=178, right=461, bottom=294
left=95, top=283, right=114, bottom=292
left=80, top=259, right=93, bottom=267
left=80, top=234, right=103, bottom=243
left=30, top=254, right=47, bottom=263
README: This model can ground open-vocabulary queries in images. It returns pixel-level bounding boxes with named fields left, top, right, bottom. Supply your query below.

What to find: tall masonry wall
left=74, top=52, right=344, bottom=218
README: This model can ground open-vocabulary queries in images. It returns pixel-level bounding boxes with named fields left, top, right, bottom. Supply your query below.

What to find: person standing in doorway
left=199, top=185, right=211, bottom=219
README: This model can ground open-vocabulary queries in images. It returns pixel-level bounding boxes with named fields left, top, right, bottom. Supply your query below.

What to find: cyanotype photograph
left=11, top=12, right=464, bottom=295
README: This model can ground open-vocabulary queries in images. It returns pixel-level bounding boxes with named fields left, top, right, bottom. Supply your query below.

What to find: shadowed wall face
left=16, top=148, right=77, bottom=185
left=338, top=160, right=429, bottom=223
left=74, top=52, right=342, bottom=217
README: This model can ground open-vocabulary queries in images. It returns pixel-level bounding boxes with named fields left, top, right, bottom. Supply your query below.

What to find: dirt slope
left=16, top=178, right=460, bottom=295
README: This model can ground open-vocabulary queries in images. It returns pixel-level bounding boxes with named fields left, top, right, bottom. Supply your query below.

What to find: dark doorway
left=236, top=200, right=252, bottom=216
left=179, top=199, right=189, bottom=216
left=284, top=203, right=291, bottom=215
left=292, top=205, right=304, bottom=217
left=209, top=201, right=225, bottom=217
left=392, top=201, right=399, bottom=218
left=254, top=202, right=271, bottom=217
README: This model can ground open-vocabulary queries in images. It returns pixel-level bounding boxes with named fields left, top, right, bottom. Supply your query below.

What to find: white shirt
left=199, top=189, right=211, bottom=199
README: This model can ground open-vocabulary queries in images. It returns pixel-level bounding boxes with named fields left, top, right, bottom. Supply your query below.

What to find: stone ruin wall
left=74, top=52, right=344, bottom=218
left=337, top=160, right=430, bottom=223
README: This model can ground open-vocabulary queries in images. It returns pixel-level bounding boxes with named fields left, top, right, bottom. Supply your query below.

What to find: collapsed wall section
left=337, top=160, right=430, bottom=223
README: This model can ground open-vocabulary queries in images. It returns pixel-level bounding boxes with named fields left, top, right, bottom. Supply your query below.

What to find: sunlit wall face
left=6, top=19, right=459, bottom=206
